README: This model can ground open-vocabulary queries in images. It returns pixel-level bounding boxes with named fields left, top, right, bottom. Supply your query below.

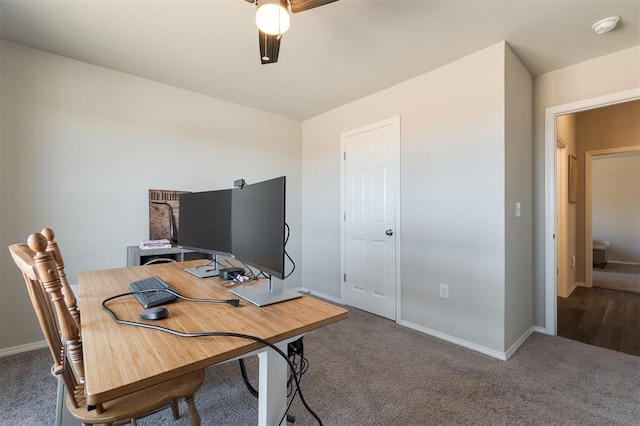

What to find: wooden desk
left=78, top=260, right=347, bottom=425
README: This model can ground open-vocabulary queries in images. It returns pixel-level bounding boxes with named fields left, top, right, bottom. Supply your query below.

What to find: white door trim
left=544, top=88, right=639, bottom=335
left=340, top=116, right=401, bottom=321
left=556, top=138, right=568, bottom=298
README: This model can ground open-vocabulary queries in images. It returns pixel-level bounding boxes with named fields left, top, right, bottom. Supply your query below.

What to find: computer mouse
left=140, top=306, right=169, bottom=320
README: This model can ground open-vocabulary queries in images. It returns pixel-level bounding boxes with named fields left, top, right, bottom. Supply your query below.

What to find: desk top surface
left=78, top=260, right=348, bottom=405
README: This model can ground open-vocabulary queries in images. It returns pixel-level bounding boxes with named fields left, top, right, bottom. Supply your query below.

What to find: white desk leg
left=257, top=341, right=288, bottom=426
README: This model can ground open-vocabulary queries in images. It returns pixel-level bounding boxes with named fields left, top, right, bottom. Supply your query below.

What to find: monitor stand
left=230, top=278, right=302, bottom=307
left=184, top=258, right=219, bottom=278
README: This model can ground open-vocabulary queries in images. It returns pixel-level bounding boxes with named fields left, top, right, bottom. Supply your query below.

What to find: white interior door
left=342, top=117, right=399, bottom=320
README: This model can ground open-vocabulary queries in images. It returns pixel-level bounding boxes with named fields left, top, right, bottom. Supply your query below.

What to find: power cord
left=239, top=337, right=308, bottom=423
left=102, top=292, right=322, bottom=425
left=284, top=223, right=296, bottom=279
left=127, top=288, right=240, bottom=307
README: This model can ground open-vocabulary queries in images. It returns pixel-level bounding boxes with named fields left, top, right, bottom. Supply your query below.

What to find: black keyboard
left=129, top=276, right=178, bottom=308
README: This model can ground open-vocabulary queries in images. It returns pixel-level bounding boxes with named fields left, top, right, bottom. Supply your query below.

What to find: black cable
left=280, top=365, right=302, bottom=425
left=286, top=353, right=300, bottom=394
left=194, top=260, right=214, bottom=269
left=102, top=292, right=322, bottom=425
left=240, top=346, right=304, bottom=424
left=212, top=257, right=229, bottom=269
left=239, top=351, right=300, bottom=399
left=233, top=223, right=293, bottom=280
left=259, top=271, right=271, bottom=279
left=283, top=223, right=296, bottom=280
left=284, top=249, right=296, bottom=279
left=239, top=358, right=259, bottom=398
left=132, top=288, right=240, bottom=307
left=281, top=338, right=306, bottom=424
left=237, top=261, right=259, bottom=280
left=285, top=222, right=291, bottom=245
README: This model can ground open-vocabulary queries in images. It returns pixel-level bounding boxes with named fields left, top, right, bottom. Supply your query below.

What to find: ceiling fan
left=244, top=0, right=339, bottom=64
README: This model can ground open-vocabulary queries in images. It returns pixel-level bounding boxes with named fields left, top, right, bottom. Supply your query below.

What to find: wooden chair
left=41, top=227, right=81, bottom=325
left=9, top=233, right=205, bottom=426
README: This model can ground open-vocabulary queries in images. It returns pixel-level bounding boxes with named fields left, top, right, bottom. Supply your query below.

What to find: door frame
left=544, top=88, right=639, bottom=335
left=340, top=116, right=401, bottom=321
left=556, top=136, right=568, bottom=298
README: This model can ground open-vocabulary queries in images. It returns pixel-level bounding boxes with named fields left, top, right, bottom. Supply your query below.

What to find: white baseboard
left=397, top=320, right=508, bottom=360
left=576, top=281, right=589, bottom=289
left=398, top=321, right=540, bottom=361
left=299, top=292, right=539, bottom=361
left=608, top=260, right=640, bottom=266
left=567, top=281, right=581, bottom=296
left=0, top=340, right=47, bottom=357
left=504, top=326, right=539, bottom=360
left=299, top=287, right=344, bottom=305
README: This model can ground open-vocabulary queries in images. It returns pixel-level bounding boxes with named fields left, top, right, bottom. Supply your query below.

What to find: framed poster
left=149, top=189, right=190, bottom=242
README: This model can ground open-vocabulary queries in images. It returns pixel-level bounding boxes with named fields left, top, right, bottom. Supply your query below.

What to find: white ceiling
left=1, top=0, right=639, bottom=120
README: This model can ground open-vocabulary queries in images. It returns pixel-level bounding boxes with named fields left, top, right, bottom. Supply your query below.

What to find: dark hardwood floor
left=557, top=286, right=639, bottom=356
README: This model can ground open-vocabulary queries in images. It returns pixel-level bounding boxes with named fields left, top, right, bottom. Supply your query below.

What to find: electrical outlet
left=604, top=241, right=610, bottom=247
left=439, top=283, right=449, bottom=299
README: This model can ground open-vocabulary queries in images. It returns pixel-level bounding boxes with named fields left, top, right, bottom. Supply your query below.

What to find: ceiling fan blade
left=289, top=0, right=338, bottom=13
left=259, top=30, right=281, bottom=64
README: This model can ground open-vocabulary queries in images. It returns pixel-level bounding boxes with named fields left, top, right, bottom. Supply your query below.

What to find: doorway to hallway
left=546, top=92, right=640, bottom=348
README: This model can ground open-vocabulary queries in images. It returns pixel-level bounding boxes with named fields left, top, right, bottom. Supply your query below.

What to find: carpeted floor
left=593, top=263, right=640, bottom=294
left=2, top=307, right=639, bottom=425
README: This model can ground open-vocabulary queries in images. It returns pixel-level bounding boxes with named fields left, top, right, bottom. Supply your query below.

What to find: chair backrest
left=8, top=233, right=86, bottom=409
left=41, top=227, right=81, bottom=325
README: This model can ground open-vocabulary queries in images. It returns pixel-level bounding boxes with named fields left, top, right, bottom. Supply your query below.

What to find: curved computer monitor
left=178, top=189, right=232, bottom=256
left=231, top=176, right=286, bottom=279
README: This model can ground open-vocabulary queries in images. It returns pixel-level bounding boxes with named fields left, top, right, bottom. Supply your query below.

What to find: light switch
left=515, top=202, right=521, bottom=218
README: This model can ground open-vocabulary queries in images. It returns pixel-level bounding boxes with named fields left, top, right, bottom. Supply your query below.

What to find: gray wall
left=504, top=46, right=533, bottom=351
left=532, top=46, right=640, bottom=327
left=0, top=41, right=302, bottom=351
left=592, top=152, right=640, bottom=263
left=575, top=101, right=640, bottom=274
left=302, top=42, right=532, bottom=355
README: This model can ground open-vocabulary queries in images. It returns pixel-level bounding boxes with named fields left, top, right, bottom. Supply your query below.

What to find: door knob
left=385, top=229, right=394, bottom=236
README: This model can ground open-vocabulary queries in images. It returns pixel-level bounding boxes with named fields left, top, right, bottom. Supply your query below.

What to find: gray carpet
left=1, top=306, right=639, bottom=425
left=593, top=263, right=640, bottom=294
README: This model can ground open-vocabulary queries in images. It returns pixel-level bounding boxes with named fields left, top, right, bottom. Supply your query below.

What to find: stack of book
left=139, top=239, right=172, bottom=249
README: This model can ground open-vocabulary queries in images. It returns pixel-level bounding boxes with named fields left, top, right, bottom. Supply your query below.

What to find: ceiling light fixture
left=256, top=0, right=290, bottom=36
left=591, top=16, right=621, bottom=34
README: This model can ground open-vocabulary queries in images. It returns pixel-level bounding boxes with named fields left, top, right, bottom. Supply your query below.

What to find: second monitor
left=178, top=188, right=231, bottom=278
left=229, top=176, right=301, bottom=306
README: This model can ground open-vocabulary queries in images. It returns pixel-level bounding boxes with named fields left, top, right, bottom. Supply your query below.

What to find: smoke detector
left=591, top=16, right=621, bottom=34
